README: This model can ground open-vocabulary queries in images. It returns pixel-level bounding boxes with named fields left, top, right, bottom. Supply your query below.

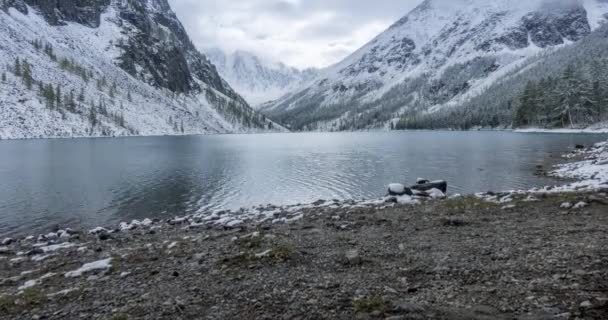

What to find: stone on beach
left=411, top=180, right=448, bottom=194
left=388, top=183, right=413, bottom=196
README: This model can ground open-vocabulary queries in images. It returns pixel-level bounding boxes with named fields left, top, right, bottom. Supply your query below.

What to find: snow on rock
left=388, top=183, right=408, bottom=196
left=64, top=258, right=112, bottom=278
left=552, top=140, right=608, bottom=191
left=428, top=188, right=446, bottom=199
left=17, top=272, right=56, bottom=291
left=89, top=227, right=109, bottom=235
left=573, top=201, right=589, bottom=209
left=37, top=242, right=76, bottom=253
left=17, top=280, right=38, bottom=291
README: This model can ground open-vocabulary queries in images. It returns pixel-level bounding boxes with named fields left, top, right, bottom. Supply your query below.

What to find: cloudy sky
left=168, top=0, right=423, bottom=69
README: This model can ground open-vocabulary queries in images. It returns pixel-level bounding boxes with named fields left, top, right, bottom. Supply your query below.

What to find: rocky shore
left=1, top=141, right=607, bottom=320
left=0, top=191, right=607, bottom=320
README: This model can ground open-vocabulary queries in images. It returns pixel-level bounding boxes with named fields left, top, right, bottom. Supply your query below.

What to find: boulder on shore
left=388, top=183, right=413, bottom=196
left=411, top=180, right=448, bottom=194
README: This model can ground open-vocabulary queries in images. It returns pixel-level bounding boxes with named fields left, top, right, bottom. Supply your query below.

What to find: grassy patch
left=441, top=197, right=498, bottom=213
left=0, top=294, right=14, bottom=312
left=20, top=288, right=46, bottom=305
left=235, top=234, right=264, bottom=249
left=269, top=243, right=295, bottom=262
left=353, top=296, right=387, bottom=314
left=440, top=218, right=470, bottom=227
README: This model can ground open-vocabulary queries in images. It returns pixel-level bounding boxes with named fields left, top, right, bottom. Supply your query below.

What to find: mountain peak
left=0, top=0, right=276, bottom=139
left=206, top=48, right=319, bottom=107
left=264, top=0, right=608, bottom=131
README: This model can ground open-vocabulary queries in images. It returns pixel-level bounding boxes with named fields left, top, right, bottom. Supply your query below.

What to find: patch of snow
left=38, top=242, right=76, bottom=253
left=64, top=258, right=112, bottom=278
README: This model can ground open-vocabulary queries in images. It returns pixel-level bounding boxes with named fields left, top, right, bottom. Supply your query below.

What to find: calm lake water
left=0, top=131, right=606, bottom=237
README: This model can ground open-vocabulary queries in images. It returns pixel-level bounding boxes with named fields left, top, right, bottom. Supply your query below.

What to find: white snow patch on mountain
left=206, top=48, right=318, bottom=107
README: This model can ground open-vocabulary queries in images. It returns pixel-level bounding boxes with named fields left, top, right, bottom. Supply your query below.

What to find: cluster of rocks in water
left=387, top=179, right=448, bottom=198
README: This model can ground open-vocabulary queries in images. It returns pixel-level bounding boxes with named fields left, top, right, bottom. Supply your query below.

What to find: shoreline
left=1, top=128, right=607, bottom=143
left=1, top=191, right=607, bottom=319
left=0, top=141, right=607, bottom=319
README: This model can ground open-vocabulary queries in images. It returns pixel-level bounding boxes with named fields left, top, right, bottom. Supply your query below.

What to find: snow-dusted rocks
left=552, top=140, right=608, bottom=191
left=411, top=180, right=448, bottom=194
left=64, top=258, right=112, bottom=278
left=388, top=183, right=412, bottom=196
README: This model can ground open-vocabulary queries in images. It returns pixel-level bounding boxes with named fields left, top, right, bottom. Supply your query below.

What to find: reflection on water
left=0, top=131, right=606, bottom=237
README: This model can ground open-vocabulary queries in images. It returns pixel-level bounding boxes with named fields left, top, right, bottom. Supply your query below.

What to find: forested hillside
left=395, top=25, right=608, bottom=130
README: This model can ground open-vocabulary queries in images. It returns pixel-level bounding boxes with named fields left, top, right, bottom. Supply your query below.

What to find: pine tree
left=1, top=72, right=6, bottom=82
left=14, top=58, right=21, bottom=77
left=22, top=60, right=33, bottom=90
left=514, top=81, right=538, bottom=127
left=67, top=91, right=76, bottom=112
left=180, top=120, right=184, bottom=133
left=44, top=84, right=55, bottom=109
left=89, top=107, right=97, bottom=127
left=127, top=90, right=132, bottom=102
left=55, top=84, right=62, bottom=108
left=554, top=65, right=581, bottom=128
left=78, top=87, right=85, bottom=102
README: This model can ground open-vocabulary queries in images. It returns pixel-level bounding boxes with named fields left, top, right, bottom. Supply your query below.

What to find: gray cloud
left=167, top=0, right=423, bottom=68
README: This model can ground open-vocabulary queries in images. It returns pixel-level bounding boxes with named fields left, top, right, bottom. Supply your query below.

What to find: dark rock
left=575, top=144, right=585, bottom=149
left=3, top=0, right=111, bottom=28
left=411, top=180, right=448, bottom=194
left=26, top=248, right=44, bottom=256
left=97, top=233, right=111, bottom=241
left=416, top=178, right=430, bottom=185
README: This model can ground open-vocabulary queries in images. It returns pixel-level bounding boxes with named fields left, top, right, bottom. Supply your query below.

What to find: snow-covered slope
left=206, top=48, right=318, bottom=107
left=264, top=0, right=608, bottom=131
left=0, top=0, right=278, bottom=140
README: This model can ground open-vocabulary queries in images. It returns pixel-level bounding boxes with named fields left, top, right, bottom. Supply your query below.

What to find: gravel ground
left=1, top=191, right=607, bottom=320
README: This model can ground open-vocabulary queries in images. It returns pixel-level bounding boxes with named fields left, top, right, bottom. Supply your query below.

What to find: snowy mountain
left=263, top=0, right=608, bottom=131
left=205, top=48, right=318, bottom=107
left=0, top=0, right=278, bottom=140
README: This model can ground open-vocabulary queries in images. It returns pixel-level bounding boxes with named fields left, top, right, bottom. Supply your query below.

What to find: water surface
left=0, top=131, right=606, bottom=237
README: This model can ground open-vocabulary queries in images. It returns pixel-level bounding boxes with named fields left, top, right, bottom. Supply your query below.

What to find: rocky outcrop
left=2, top=0, right=111, bottom=27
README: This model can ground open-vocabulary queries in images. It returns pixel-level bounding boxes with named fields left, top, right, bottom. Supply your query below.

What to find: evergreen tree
left=67, top=91, right=76, bottom=112
left=180, top=120, right=184, bottom=133
left=22, top=60, right=33, bottom=90
left=78, top=87, right=85, bottom=103
left=1, top=72, right=6, bottom=82
left=44, top=84, right=55, bottom=109
left=89, top=107, right=97, bottom=127
left=554, top=65, right=581, bottom=128
left=14, top=58, right=21, bottom=77
left=127, top=90, right=132, bottom=102
left=55, top=84, right=62, bottom=108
